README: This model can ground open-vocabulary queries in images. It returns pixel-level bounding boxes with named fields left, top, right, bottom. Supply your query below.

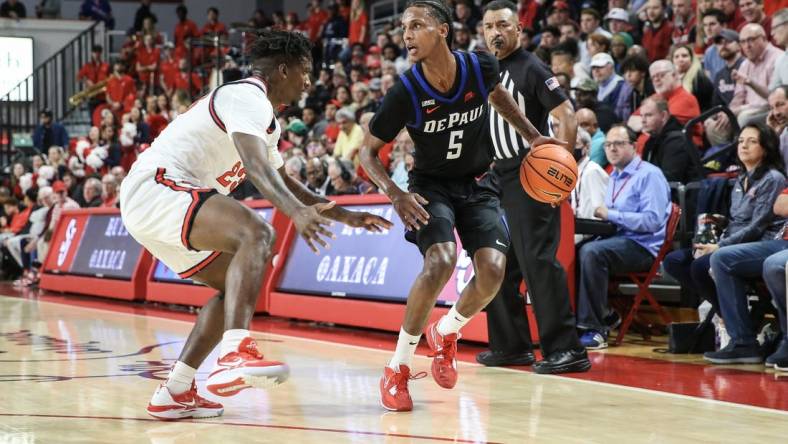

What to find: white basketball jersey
left=130, top=76, right=283, bottom=195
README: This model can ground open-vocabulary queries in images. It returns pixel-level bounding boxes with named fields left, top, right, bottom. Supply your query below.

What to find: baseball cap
left=549, top=1, right=570, bottom=13
left=286, top=119, right=309, bottom=136
left=605, top=8, right=629, bottom=22
left=369, top=77, right=382, bottom=91
left=714, top=28, right=739, bottom=44
left=328, top=99, right=342, bottom=108
left=52, top=180, right=67, bottom=193
left=368, top=45, right=381, bottom=55
left=573, top=78, right=599, bottom=92
left=590, top=52, right=615, bottom=68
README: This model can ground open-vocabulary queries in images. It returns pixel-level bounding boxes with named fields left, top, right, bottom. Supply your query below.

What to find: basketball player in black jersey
left=478, top=0, right=591, bottom=374
left=361, top=0, right=562, bottom=412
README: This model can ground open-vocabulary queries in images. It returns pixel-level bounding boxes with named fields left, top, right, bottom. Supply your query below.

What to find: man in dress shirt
left=730, top=23, right=782, bottom=125
left=575, top=124, right=671, bottom=349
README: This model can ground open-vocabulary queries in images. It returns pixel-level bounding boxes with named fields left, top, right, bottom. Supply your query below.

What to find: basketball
left=519, top=144, right=578, bottom=204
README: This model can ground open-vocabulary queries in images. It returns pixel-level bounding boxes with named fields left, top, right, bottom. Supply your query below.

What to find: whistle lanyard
left=611, top=159, right=642, bottom=205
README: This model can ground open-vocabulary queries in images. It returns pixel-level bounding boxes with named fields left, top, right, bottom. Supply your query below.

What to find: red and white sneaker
left=206, top=337, right=289, bottom=397
left=146, top=381, right=223, bottom=420
left=380, top=364, right=426, bottom=412
left=425, top=320, right=459, bottom=389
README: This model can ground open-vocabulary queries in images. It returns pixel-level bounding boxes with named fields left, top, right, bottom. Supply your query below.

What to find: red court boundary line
left=4, top=288, right=788, bottom=412
left=0, top=413, right=502, bottom=443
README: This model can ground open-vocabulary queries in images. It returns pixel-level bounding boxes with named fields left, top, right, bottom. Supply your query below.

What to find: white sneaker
left=147, top=381, right=223, bottom=420
left=206, top=337, right=289, bottom=397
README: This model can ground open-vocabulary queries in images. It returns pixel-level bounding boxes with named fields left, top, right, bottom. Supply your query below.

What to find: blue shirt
left=605, top=156, right=671, bottom=256
left=703, top=45, right=726, bottom=82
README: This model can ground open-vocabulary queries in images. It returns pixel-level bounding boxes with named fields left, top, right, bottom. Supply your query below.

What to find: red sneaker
left=147, top=381, right=223, bottom=420
left=425, top=320, right=458, bottom=389
left=206, top=337, right=289, bottom=397
left=380, top=364, right=426, bottom=412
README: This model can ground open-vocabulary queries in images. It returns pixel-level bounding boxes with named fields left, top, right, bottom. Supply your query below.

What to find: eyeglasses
left=740, top=36, right=764, bottom=45
left=603, top=140, right=631, bottom=149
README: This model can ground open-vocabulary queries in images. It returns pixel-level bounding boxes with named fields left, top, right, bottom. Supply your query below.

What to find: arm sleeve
left=213, top=83, right=283, bottom=170
left=474, top=51, right=500, bottom=92
left=607, top=171, right=670, bottom=233
left=719, top=173, right=786, bottom=246
left=369, top=81, right=412, bottom=143
left=527, top=58, right=569, bottom=112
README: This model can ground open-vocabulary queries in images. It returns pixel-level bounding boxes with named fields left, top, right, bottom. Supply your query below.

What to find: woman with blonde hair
left=671, top=44, right=714, bottom=110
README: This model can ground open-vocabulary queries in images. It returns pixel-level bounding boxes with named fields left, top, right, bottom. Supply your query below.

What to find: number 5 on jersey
left=447, top=130, right=463, bottom=160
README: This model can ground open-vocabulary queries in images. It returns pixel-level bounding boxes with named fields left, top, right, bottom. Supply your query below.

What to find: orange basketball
left=519, top=144, right=578, bottom=204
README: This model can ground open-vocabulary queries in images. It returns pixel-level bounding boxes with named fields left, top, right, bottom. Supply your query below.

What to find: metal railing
left=370, top=0, right=407, bottom=38
left=0, top=21, right=103, bottom=167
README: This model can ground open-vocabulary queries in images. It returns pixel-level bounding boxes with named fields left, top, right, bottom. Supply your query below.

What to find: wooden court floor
left=1, top=294, right=788, bottom=443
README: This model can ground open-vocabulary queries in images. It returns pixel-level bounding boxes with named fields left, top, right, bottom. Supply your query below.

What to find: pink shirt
left=730, top=43, right=782, bottom=113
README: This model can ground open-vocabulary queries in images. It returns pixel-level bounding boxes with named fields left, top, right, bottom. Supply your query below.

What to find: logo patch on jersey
left=266, top=118, right=277, bottom=134
left=545, top=77, right=560, bottom=91
left=426, top=105, right=441, bottom=114
left=464, top=91, right=475, bottom=102
left=421, top=99, right=436, bottom=107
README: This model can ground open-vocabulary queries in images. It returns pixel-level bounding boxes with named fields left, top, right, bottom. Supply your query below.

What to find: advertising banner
left=68, top=214, right=144, bottom=279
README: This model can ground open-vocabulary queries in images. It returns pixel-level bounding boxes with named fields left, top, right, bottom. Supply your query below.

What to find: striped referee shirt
left=489, top=48, right=567, bottom=163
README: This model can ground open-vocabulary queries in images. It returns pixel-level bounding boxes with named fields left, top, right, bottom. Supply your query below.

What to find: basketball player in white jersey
left=120, top=30, right=392, bottom=420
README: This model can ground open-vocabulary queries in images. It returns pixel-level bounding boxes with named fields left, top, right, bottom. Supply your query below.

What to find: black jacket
left=642, top=116, right=703, bottom=184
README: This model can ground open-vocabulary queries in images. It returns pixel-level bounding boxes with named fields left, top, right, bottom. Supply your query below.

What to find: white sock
left=165, top=361, right=196, bottom=395
left=437, top=305, right=470, bottom=336
left=220, top=329, right=249, bottom=357
left=388, top=327, right=421, bottom=370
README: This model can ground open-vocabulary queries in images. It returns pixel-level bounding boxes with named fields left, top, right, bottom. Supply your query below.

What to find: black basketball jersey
left=369, top=50, right=500, bottom=180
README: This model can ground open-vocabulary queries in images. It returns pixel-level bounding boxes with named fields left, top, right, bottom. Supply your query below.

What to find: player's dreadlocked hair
left=406, top=0, right=454, bottom=45
left=249, top=29, right=312, bottom=69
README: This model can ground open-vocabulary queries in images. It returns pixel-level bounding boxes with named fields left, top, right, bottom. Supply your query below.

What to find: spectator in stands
left=7, top=187, right=51, bottom=287
left=730, top=24, right=782, bottom=126
left=615, top=55, right=653, bottom=122
left=328, top=159, right=363, bottom=195
left=132, top=0, right=154, bottom=33
left=77, top=45, right=110, bottom=114
left=0, top=197, right=23, bottom=243
left=605, top=8, right=634, bottom=36
left=35, top=0, right=59, bottom=19
left=571, top=127, right=609, bottom=244
left=647, top=59, right=700, bottom=126
left=350, top=82, right=373, bottom=116
left=518, top=0, right=538, bottom=31
left=642, top=0, right=673, bottom=62
left=767, top=85, right=788, bottom=168
left=284, top=156, right=306, bottom=184
left=79, top=0, right=113, bottom=29
left=202, top=7, right=227, bottom=36
left=81, top=177, right=102, bottom=208
left=717, top=0, right=745, bottom=30
left=576, top=124, right=672, bottom=349
left=672, top=44, right=714, bottom=111
left=759, top=193, right=788, bottom=370
left=136, top=34, right=160, bottom=95
left=671, top=0, right=696, bottom=46
left=174, top=5, right=200, bottom=49
left=712, top=29, right=744, bottom=106
left=304, top=157, right=334, bottom=196
left=285, top=119, right=309, bottom=151
left=106, top=62, right=135, bottom=116
left=640, top=97, right=703, bottom=183
left=585, top=34, right=611, bottom=68
left=172, top=59, right=203, bottom=97
left=304, top=0, right=329, bottom=45
left=577, top=108, right=607, bottom=167
left=33, top=110, right=68, bottom=154
left=739, top=0, right=771, bottom=35
left=334, top=107, right=364, bottom=166
left=0, top=0, right=26, bottom=19
left=590, top=53, right=625, bottom=109
left=322, top=3, right=349, bottom=64
left=348, top=0, right=368, bottom=47
left=704, top=124, right=787, bottom=364
left=550, top=40, right=586, bottom=90
left=453, top=23, right=473, bottom=52
left=580, top=8, right=611, bottom=39
left=702, top=9, right=729, bottom=81
left=8, top=163, right=25, bottom=200
left=100, top=173, right=118, bottom=208
left=48, top=180, right=78, bottom=234
left=610, top=33, right=633, bottom=71
left=47, top=145, right=67, bottom=179
left=770, top=9, right=788, bottom=90
left=573, top=78, right=619, bottom=133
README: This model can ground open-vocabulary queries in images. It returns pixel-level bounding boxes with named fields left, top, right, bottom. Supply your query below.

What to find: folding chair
left=612, top=203, right=681, bottom=345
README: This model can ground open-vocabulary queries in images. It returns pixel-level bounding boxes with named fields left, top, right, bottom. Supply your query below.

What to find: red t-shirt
left=643, top=20, right=674, bottom=62
left=136, top=46, right=160, bottom=71
left=106, top=74, right=135, bottom=104
left=202, top=21, right=228, bottom=36
left=304, top=9, right=329, bottom=42
left=518, top=0, right=539, bottom=30
left=145, top=113, right=168, bottom=139
left=174, top=20, right=200, bottom=48
left=356, top=140, right=392, bottom=182
left=159, top=58, right=178, bottom=90
left=78, top=61, right=109, bottom=84
left=173, top=72, right=203, bottom=95
left=349, top=11, right=368, bottom=46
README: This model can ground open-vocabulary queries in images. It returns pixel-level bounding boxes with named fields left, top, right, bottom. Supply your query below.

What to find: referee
left=479, top=0, right=590, bottom=374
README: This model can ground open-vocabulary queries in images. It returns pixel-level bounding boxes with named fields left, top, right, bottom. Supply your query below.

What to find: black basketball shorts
left=404, top=174, right=508, bottom=257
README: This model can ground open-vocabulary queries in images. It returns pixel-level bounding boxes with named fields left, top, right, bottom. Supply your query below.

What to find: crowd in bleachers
left=2, top=0, right=788, bottom=369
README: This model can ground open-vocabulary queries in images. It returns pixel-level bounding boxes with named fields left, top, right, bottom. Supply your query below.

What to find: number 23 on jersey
left=216, top=161, right=247, bottom=192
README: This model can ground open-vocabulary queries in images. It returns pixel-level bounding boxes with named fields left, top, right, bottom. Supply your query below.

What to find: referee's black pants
left=487, top=163, right=582, bottom=356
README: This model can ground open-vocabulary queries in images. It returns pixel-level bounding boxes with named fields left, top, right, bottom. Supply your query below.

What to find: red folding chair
left=612, top=203, right=681, bottom=345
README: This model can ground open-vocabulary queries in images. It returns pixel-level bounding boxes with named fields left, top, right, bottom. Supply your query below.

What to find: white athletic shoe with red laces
left=206, top=337, right=290, bottom=397
left=146, top=381, right=223, bottom=420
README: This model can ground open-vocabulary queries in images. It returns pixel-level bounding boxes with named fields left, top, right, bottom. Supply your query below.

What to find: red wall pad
left=39, top=208, right=152, bottom=300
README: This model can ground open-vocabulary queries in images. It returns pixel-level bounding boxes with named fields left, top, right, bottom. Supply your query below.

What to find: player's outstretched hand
left=391, top=190, right=430, bottom=231
left=341, top=211, right=394, bottom=232
left=531, top=135, right=569, bottom=150
left=293, top=201, right=336, bottom=254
